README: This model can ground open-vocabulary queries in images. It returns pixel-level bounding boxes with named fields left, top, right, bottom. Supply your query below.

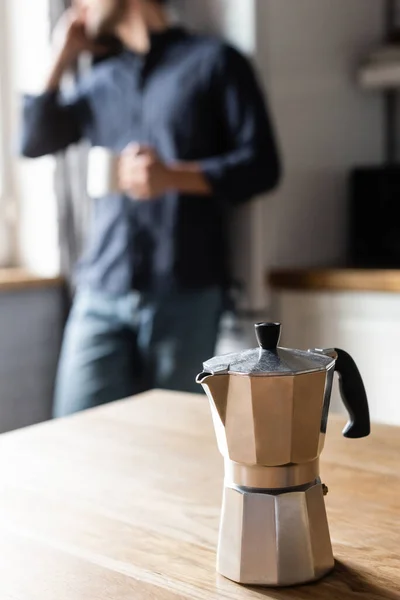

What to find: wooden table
left=0, top=391, right=398, bottom=599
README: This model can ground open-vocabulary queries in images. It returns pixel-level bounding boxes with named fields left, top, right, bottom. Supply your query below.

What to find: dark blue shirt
left=21, top=27, right=281, bottom=294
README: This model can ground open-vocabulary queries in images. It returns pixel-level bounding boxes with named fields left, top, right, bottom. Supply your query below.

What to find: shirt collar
left=122, top=26, right=186, bottom=60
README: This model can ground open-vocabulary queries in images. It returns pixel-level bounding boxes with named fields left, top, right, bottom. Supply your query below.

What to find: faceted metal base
left=217, top=482, right=334, bottom=586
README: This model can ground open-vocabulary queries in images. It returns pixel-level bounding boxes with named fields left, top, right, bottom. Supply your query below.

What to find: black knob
left=255, top=323, right=281, bottom=350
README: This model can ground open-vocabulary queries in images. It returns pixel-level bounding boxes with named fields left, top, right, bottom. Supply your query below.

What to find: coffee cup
left=87, top=147, right=120, bottom=198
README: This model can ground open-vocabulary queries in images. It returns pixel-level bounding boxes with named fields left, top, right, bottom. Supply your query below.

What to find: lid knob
left=255, top=322, right=281, bottom=350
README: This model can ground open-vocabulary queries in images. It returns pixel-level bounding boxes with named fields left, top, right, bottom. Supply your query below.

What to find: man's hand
left=119, top=145, right=173, bottom=201
left=45, top=5, right=108, bottom=91
left=53, top=7, right=107, bottom=68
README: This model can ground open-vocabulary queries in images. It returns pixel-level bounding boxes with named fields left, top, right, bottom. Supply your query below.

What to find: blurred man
left=21, top=0, right=281, bottom=416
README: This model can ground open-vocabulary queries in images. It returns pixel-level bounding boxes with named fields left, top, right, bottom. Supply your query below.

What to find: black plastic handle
left=334, top=348, right=370, bottom=438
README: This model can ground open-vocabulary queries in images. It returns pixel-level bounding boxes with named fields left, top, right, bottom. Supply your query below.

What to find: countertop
left=0, top=390, right=398, bottom=599
left=0, top=268, right=63, bottom=292
left=269, top=268, right=400, bottom=293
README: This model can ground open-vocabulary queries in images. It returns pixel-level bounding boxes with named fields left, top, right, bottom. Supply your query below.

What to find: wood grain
left=0, top=268, right=63, bottom=292
left=269, top=268, right=400, bottom=293
left=0, top=390, right=399, bottom=599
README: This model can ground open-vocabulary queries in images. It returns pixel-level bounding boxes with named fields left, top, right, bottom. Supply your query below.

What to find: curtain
left=49, top=0, right=92, bottom=299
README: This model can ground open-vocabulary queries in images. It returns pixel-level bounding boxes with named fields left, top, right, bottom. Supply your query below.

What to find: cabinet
left=271, top=270, right=400, bottom=426
left=0, top=273, right=63, bottom=432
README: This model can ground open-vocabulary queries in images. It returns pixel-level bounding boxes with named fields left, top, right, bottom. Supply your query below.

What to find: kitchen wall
left=177, top=0, right=256, bottom=53
left=180, top=0, right=386, bottom=308
left=261, top=0, right=385, bottom=272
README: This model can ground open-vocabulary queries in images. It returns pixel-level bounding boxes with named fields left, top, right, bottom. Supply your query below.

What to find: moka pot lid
left=201, top=323, right=335, bottom=377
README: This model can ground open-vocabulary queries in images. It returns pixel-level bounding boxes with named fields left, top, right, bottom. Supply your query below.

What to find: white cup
left=87, top=147, right=120, bottom=198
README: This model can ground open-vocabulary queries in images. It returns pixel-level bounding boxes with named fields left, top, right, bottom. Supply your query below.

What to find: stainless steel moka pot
left=197, top=322, right=370, bottom=587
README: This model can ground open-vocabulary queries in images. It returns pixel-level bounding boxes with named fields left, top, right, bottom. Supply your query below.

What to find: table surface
left=0, top=391, right=399, bottom=600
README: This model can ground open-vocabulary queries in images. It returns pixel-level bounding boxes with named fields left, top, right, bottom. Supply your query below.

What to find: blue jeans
left=53, top=287, right=223, bottom=417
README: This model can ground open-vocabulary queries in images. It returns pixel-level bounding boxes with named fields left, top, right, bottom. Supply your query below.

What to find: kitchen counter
left=269, top=268, right=400, bottom=293
left=0, top=268, right=63, bottom=292
left=0, top=390, right=398, bottom=599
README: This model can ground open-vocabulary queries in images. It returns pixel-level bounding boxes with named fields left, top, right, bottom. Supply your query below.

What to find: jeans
left=53, top=287, right=223, bottom=417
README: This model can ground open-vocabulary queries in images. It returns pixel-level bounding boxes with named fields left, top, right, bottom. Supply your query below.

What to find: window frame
left=0, top=0, right=16, bottom=267
left=0, top=1, right=11, bottom=199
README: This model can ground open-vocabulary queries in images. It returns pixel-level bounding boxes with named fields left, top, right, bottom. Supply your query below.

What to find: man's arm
left=166, top=162, right=211, bottom=195
left=160, top=46, right=281, bottom=201
left=21, top=10, right=96, bottom=158
left=171, top=46, right=282, bottom=201
left=198, top=45, right=281, bottom=204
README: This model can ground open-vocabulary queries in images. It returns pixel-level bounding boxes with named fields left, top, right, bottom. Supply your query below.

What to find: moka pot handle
left=312, top=348, right=370, bottom=439
left=334, top=348, right=370, bottom=438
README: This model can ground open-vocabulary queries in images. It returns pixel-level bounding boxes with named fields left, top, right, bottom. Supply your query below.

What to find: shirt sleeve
left=20, top=86, right=90, bottom=158
left=200, top=45, right=281, bottom=205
